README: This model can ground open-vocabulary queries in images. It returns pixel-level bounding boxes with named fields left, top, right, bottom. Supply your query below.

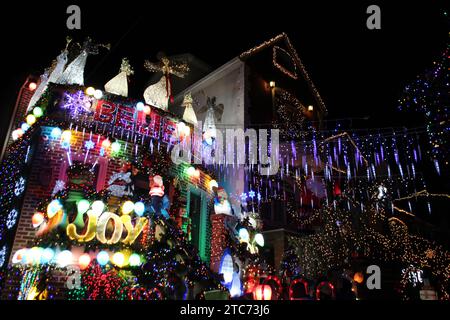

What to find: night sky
left=0, top=1, right=447, bottom=144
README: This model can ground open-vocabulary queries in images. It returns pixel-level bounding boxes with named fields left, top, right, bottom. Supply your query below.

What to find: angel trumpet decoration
left=104, top=58, right=134, bottom=97
left=197, top=96, right=224, bottom=145
left=143, top=54, right=189, bottom=111
left=57, top=37, right=110, bottom=86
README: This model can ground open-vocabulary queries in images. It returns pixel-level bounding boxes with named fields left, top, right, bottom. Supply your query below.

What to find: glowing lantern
left=57, top=250, right=73, bottom=267
left=26, top=114, right=36, bottom=126
left=33, top=107, right=43, bottom=118
left=136, top=102, right=145, bottom=111
left=143, top=105, right=151, bottom=115
left=133, top=202, right=145, bottom=216
left=253, top=284, right=272, bottom=300
left=209, top=179, right=218, bottom=191
left=238, top=228, right=250, bottom=243
left=32, top=212, right=45, bottom=228
left=41, top=248, right=55, bottom=264
left=308, top=105, right=314, bottom=112
left=91, top=200, right=105, bottom=215
left=129, top=253, right=141, bottom=267
left=78, top=253, right=91, bottom=270
left=112, top=252, right=125, bottom=267
left=254, top=233, right=264, bottom=247
left=94, top=89, right=103, bottom=99
left=353, top=272, right=364, bottom=284
left=12, top=129, right=24, bottom=141
left=111, top=141, right=121, bottom=153
left=77, top=199, right=90, bottom=214
left=97, top=251, right=109, bottom=266
left=101, top=139, right=111, bottom=149
left=186, top=166, right=196, bottom=177
left=61, top=130, right=72, bottom=142
left=28, top=82, right=37, bottom=91
left=85, top=87, right=95, bottom=96
left=51, top=127, right=62, bottom=139
left=122, top=201, right=135, bottom=215
left=47, top=199, right=62, bottom=218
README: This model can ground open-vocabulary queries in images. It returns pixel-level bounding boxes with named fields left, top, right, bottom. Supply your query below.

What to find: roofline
left=174, top=57, right=242, bottom=102
left=240, top=32, right=327, bottom=115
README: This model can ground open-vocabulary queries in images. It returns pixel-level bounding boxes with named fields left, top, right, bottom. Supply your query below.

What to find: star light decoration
left=62, top=90, right=93, bottom=117
left=6, top=209, right=18, bottom=229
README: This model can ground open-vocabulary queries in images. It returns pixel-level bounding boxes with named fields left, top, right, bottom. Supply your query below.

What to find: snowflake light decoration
left=85, top=140, right=95, bottom=150
left=6, top=209, right=18, bottom=229
left=0, top=245, right=6, bottom=267
left=62, top=91, right=93, bottom=116
left=14, top=177, right=26, bottom=196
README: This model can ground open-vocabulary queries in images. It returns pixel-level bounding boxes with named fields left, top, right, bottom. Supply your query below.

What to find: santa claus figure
left=214, top=187, right=232, bottom=215
left=149, top=175, right=165, bottom=216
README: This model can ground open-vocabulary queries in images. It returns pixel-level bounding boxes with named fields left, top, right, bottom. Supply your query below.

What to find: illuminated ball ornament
left=12, top=249, right=27, bottom=264
left=254, top=233, right=264, bottom=247
left=97, top=251, right=109, bottom=266
left=253, top=284, right=272, bottom=300
left=47, top=199, right=62, bottom=218
left=112, top=252, right=125, bottom=267
left=208, top=179, right=218, bottom=191
left=77, top=199, right=90, bottom=214
left=353, top=272, right=364, bottom=284
left=238, top=228, right=250, bottom=243
left=57, top=250, right=73, bottom=267
left=29, top=247, right=43, bottom=265
left=21, top=123, right=30, bottom=131
left=143, top=105, right=151, bottom=115
left=101, top=139, right=111, bottom=149
left=28, top=82, right=37, bottom=91
left=94, top=89, right=103, bottom=99
left=133, top=201, right=145, bottom=216
left=78, top=253, right=91, bottom=270
left=91, top=200, right=105, bottom=215
left=129, top=253, right=141, bottom=267
left=186, top=166, right=196, bottom=177
left=32, top=212, right=45, bottom=228
left=12, top=128, right=24, bottom=141
left=41, top=248, right=55, bottom=264
left=136, top=102, right=145, bottom=111
left=122, top=201, right=135, bottom=215
left=61, top=130, right=72, bottom=142
left=111, top=141, right=121, bottom=153
left=33, top=106, right=43, bottom=118
left=85, top=87, right=95, bottom=96
left=26, top=114, right=36, bottom=126
left=51, top=127, right=62, bottom=139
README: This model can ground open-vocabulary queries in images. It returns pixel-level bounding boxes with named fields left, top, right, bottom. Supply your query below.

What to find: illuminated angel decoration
left=104, top=57, right=134, bottom=97
left=143, top=54, right=189, bottom=111
left=197, top=96, right=224, bottom=145
left=57, top=37, right=110, bottom=86
left=27, top=37, right=71, bottom=112
left=181, top=92, right=198, bottom=125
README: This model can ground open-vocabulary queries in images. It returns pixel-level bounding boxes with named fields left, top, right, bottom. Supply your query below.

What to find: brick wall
left=3, top=121, right=216, bottom=298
